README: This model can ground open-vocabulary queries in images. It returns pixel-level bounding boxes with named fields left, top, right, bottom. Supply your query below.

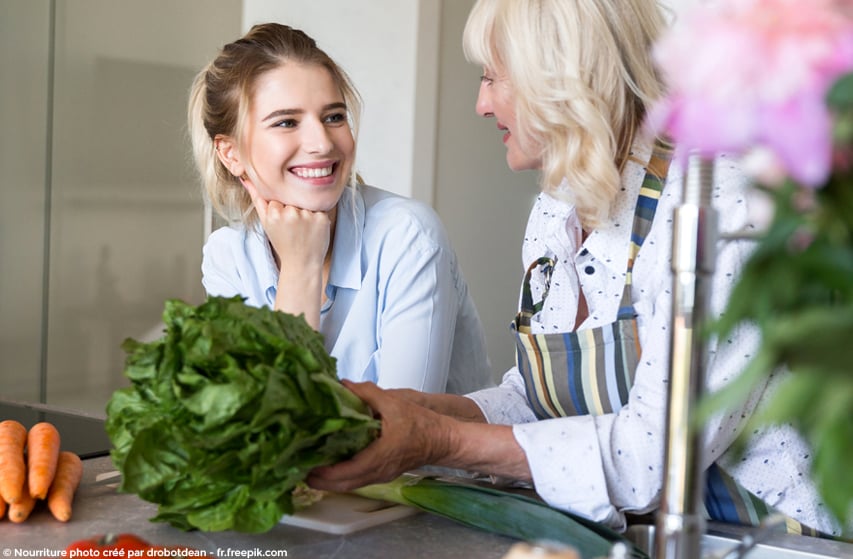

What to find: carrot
left=47, top=451, right=83, bottom=522
left=0, top=498, right=7, bottom=520
left=0, top=419, right=27, bottom=504
left=8, top=487, right=36, bottom=523
left=27, top=422, right=61, bottom=499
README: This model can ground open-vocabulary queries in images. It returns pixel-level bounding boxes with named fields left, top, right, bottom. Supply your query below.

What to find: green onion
left=355, top=475, right=648, bottom=559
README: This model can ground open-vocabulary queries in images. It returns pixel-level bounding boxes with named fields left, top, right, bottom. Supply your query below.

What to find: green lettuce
left=105, top=296, right=380, bottom=533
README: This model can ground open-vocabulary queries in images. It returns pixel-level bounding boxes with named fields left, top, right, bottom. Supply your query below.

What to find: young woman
left=308, top=0, right=842, bottom=538
left=188, top=23, right=492, bottom=395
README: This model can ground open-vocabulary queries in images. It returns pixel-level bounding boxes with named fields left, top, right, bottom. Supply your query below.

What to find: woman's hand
left=307, top=381, right=457, bottom=492
left=307, top=381, right=531, bottom=492
left=243, top=179, right=331, bottom=272
left=243, top=179, right=330, bottom=328
left=386, top=388, right=488, bottom=422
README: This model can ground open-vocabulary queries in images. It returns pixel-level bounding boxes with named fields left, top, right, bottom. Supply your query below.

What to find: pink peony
left=651, top=0, right=853, bottom=187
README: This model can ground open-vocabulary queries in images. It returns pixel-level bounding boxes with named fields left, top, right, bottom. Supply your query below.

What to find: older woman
left=308, top=0, right=840, bottom=538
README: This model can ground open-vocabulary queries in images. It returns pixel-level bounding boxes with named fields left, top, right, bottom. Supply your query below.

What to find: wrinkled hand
left=307, top=381, right=453, bottom=492
left=243, top=179, right=331, bottom=271
left=385, top=388, right=487, bottom=422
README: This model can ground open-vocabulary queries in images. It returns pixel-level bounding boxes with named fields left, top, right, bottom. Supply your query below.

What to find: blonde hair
left=188, top=23, right=362, bottom=225
left=463, top=0, right=667, bottom=228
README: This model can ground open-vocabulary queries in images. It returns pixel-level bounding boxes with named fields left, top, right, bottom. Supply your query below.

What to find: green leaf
left=826, top=72, right=853, bottom=110
left=106, top=296, right=380, bottom=532
left=119, top=425, right=188, bottom=497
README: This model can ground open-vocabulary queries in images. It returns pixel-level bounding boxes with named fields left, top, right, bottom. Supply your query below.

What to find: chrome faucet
left=655, top=155, right=719, bottom=559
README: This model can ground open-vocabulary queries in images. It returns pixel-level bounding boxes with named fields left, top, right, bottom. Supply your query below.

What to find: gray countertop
left=3, top=401, right=850, bottom=559
left=1, top=456, right=518, bottom=559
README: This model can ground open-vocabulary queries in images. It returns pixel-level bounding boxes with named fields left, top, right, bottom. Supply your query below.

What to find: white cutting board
left=279, top=492, right=420, bottom=535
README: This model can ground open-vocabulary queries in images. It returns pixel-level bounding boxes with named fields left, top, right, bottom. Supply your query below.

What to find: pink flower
left=651, top=0, right=853, bottom=187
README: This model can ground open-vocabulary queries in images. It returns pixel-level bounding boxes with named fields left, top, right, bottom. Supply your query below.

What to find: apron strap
left=704, top=463, right=838, bottom=539
left=516, top=256, right=556, bottom=332
left=518, top=138, right=676, bottom=326
left=617, top=139, right=675, bottom=316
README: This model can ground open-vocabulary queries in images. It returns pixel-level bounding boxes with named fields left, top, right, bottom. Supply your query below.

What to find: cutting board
left=279, top=492, right=419, bottom=535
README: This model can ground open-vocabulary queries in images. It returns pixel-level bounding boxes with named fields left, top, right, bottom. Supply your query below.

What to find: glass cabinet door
left=0, top=0, right=240, bottom=415
left=0, top=1, right=52, bottom=404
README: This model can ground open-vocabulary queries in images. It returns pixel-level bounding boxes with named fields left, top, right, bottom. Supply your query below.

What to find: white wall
left=434, top=0, right=535, bottom=375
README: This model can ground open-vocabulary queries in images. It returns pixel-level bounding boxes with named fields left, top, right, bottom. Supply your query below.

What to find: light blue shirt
left=202, top=184, right=493, bottom=394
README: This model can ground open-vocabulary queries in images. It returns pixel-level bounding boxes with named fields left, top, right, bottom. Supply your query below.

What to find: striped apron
left=510, top=141, right=832, bottom=539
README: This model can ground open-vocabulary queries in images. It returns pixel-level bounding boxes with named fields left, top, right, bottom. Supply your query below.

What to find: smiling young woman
left=188, top=23, right=493, bottom=395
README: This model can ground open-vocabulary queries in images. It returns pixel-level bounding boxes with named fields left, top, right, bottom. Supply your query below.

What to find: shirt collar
left=327, top=186, right=364, bottom=290
left=534, top=186, right=580, bottom=264
left=255, top=186, right=364, bottom=302
left=249, top=222, right=280, bottom=305
left=579, top=140, right=655, bottom=275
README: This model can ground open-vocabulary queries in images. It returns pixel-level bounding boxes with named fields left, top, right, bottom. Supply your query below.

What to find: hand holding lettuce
left=105, top=296, right=646, bottom=554
left=105, top=296, right=379, bottom=533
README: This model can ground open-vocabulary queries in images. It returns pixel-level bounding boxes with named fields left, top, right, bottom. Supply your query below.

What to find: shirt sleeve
left=369, top=223, right=461, bottom=393
left=201, top=228, right=244, bottom=299
left=489, top=157, right=767, bottom=529
left=513, top=243, right=762, bottom=530
left=467, top=367, right=539, bottom=425
left=201, top=225, right=273, bottom=309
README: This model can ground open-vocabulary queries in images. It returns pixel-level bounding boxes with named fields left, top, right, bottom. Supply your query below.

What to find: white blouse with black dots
left=466, top=141, right=841, bottom=536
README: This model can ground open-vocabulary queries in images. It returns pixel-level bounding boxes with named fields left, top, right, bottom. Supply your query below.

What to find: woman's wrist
left=405, top=391, right=486, bottom=422
left=439, top=420, right=532, bottom=482
left=274, top=271, right=323, bottom=328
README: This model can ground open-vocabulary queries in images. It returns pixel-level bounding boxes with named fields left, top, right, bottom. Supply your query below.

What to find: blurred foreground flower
left=651, top=0, right=853, bottom=531
left=651, top=0, right=853, bottom=187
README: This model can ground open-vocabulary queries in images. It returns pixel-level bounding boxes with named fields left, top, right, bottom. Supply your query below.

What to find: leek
left=355, top=475, right=648, bottom=559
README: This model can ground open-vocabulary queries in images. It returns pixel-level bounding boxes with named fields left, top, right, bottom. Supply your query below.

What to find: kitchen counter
left=0, top=399, right=518, bottom=559
left=4, top=401, right=851, bottom=559
left=1, top=455, right=518, bottom=559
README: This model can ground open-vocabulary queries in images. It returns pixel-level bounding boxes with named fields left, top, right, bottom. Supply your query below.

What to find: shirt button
left=584, top=265, right=595, bottom=275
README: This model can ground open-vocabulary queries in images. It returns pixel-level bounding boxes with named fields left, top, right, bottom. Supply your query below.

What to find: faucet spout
left=655, top=155, right=719, bottom=559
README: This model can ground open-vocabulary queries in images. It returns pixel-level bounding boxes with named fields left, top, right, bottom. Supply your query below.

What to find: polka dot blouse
left=466, top=141, right=841, bottom=536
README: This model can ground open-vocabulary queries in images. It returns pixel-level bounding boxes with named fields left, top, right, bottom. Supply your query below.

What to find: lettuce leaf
left=106, top=296, right=380, bottom=533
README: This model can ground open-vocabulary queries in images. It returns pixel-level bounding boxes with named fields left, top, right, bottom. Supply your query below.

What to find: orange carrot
left=27, top=422, right=61, bottom=499
left=0, top=419, right=27, bottom=504
left=0, top=498, right=7, bottom=520
left=8, top=487, right=36, bottom=523
left=47, top=451, right=83, bottom=522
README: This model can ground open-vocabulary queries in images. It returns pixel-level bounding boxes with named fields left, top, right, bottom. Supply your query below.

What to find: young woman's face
left=475, top=66, right=541, bottom=172
left=241, top=62, right=354, bottom=211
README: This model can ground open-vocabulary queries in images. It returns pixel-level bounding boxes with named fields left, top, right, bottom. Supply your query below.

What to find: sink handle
left=715, top=514, right=786, bottom=559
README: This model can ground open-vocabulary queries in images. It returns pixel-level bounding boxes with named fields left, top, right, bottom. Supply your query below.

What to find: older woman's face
left=475, top=67, right=542, bottom=172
